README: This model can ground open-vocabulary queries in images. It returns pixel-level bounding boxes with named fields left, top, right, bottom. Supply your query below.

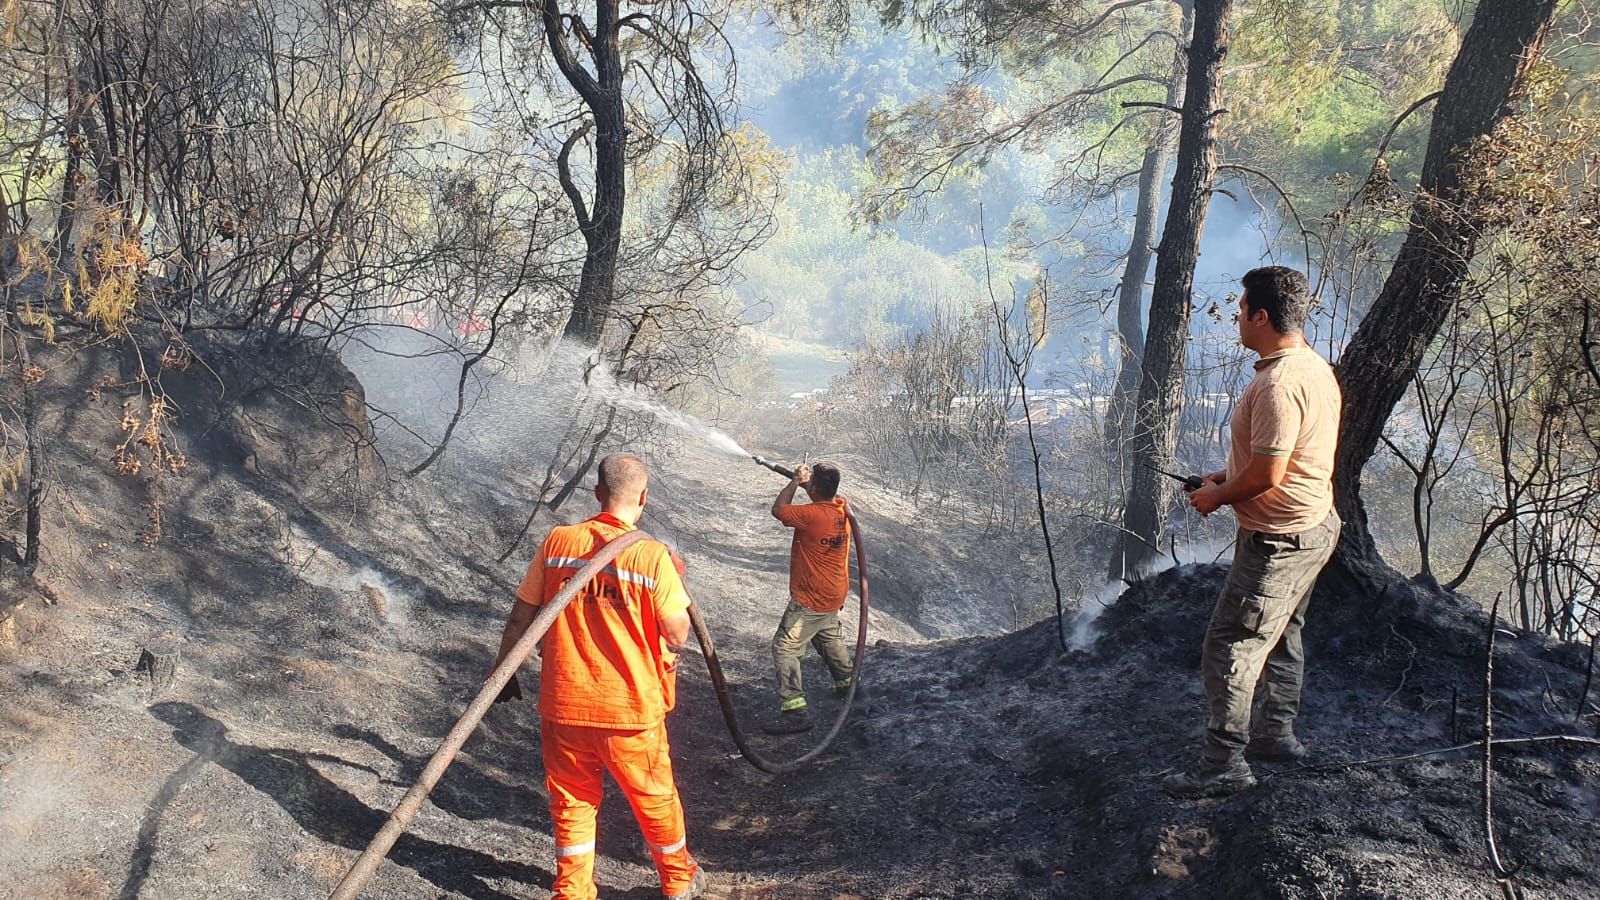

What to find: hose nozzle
left=752, top=455, right=795, bottom=479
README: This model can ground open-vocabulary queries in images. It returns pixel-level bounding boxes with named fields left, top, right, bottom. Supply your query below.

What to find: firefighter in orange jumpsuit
left=491, top=452, right=708, bottom=900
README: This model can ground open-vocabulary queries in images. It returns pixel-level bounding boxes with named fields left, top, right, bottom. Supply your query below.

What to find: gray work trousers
left=1202, top=511, right=1340, bottom=763
left=771, top=599, right=853, bottom=711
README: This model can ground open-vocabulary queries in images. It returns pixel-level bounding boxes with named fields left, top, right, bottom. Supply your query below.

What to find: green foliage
left=735, top=149, right=1003, bottom=345
left=1223, top=0, right=1460, bottom=214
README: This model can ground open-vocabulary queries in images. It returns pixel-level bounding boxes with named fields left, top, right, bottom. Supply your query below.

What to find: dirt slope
left=3, top=336, right=1597, bottom=900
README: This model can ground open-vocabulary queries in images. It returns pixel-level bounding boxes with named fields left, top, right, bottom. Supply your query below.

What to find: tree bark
left=1105, top=1, right=1193, bottom=455
left=1332, top=0, right=1558, bottom=573
left=1118, top=0, right=1231, bottom=575
left=546, top=0, right=626, bottom=346
left=2, top=293, right=43, bottom=571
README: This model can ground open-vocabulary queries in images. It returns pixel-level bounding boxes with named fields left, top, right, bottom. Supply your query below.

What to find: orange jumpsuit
left=516, top=512, right=698, bottom=899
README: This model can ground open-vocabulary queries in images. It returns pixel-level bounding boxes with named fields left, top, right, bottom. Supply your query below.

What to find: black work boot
left=667, top=866, right=709, bottom=900
left=762, top=708, right=814, bottom=734
left=1246, top=732, right=1307, bottom=763
left=1161, top=758, right=1257, bottom=799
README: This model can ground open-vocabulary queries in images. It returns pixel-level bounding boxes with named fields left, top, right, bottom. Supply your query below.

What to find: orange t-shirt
left=775, top=496, right=852, bottom=612
left=515, top=513, right=690, bottom=730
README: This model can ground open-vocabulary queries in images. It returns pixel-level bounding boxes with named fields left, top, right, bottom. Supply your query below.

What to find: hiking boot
left=762, top=709, right=814, bottom=734
left=833, top=681, right=868, bottom=701
left=1246, top=733, right=1307, bottom=763
left=1161, top=759, right=1257, bottom=799
left=667, top=866, right=709, bottom=900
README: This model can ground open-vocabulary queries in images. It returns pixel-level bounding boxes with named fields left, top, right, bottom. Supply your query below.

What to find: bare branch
left=1120, top=101, right=1183, bottom=115
left=556, top=121, right=594, bottom=232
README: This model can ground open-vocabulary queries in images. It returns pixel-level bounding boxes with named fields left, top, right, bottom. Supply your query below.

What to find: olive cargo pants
left=771, top=598, right=854, bottom=711
left=1202, top=512, right=1340, bottom=764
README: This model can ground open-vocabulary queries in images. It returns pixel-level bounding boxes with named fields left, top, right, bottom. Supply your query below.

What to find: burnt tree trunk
left=545, top=0, right=626, bottom=346
left=136, top=641, right=181, bottom=694
left=20, top=359, right=41, bottom=571
left=2, top=278, right=44, bottom=571
left=1332, top=0, right=1558, bottom=573
left=55, top=64, right=90, bottom=254
left=1105, top=0, right=1193, bottom=455
left=1118, top=0, right=1232, bottom=576
left=56, top=14, right=131, bottom=264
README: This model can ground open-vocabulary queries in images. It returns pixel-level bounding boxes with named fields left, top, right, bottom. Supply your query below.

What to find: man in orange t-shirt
left=490, top=453, right=708, bottom=900
left=764, top=461, right=856, bottom=734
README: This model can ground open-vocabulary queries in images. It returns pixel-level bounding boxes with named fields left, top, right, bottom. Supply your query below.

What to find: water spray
left=582, top=360, right=750, bottom=459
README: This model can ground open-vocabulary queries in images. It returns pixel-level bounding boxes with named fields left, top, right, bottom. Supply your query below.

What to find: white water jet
left=580, top=350, right=750, bottom=459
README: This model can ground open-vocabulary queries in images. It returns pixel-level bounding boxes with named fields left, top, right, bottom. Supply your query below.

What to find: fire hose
left=329, top=459, right=869, bottom=898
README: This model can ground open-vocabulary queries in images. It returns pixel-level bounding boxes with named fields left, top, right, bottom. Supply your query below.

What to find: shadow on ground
left=143, top=702, right=552, bottom=899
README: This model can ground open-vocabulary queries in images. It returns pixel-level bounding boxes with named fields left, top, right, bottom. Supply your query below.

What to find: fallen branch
left=1383, top=623, right=1418, bottom=706
left=1482, top=593, right=1523, bottom=895
left=1266, top=733, right=1600, bottom=777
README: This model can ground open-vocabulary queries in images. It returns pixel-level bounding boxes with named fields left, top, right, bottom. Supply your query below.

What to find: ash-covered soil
left=3, top=335, right=1598, bottom=900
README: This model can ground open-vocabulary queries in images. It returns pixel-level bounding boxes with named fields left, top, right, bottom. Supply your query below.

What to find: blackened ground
left=663, top=559, right=1600, bottom=900
left=2, top=334, right=1597, bottom=899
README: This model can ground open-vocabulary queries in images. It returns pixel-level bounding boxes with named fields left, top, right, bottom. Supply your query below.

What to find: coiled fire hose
left=330, top=469, right=869, bottom=897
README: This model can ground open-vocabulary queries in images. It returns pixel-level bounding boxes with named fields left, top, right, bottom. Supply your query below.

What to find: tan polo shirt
left=1227, top=347, right=1341, bottom=534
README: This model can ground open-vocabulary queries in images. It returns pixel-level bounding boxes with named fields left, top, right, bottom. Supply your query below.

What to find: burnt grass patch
left=685, top=559, right=1600, bottom=898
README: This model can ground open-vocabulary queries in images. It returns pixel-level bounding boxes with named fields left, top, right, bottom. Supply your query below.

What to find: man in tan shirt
left=1163, top=266, right=1342, bottom=799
